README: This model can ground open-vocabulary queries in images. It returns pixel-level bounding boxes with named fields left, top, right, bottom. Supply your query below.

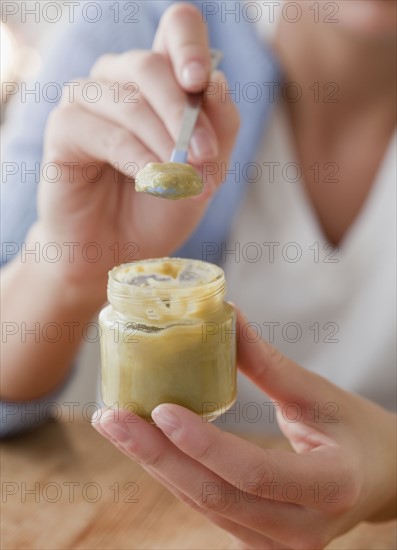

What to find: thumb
left=235, top=307, right=339, bottom=408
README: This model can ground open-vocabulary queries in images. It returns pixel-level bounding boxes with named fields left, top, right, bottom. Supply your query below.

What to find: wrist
left=24, top=223, right=107, bottom=312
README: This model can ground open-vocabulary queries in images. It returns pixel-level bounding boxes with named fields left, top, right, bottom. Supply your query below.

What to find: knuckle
left=129, top=50, right=163, bottom=75
left=90, top=53, right=116, bottom=78
left=121, top=93, right=143, bottom=117
left=46, top=104, right=71, bottom=133
left=46, top=105, right=63, bottom=129
left=59, top=79, right=84, bottom=106
left=139, top=449, right=164, bottom=469
left=190, top=438, right=213, bottom=463
left=330, top=471, right=361, bottom=515
left=343, top=479, right=361, bottom=510
left=104, top=127, right=132, bottom=158
left=250, top=341, right=286, bottom=387
left=114, top=96, right=139, bottom=121
left=202, top=489, right=235, bottom=515
left=59, top=87, right=71, bottom=107
left=243, top=458, right=281, bottom=490
left=44, top=105, right=74, bottom=156
left=120, top=82, right=141, bottom=104
left=266, top=342, right=285, bottom=368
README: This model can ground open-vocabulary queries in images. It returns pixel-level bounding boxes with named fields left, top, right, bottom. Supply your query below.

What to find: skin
left=1, top=0, right=396, bottom=546
left=275, top=0, right=396, bottom=244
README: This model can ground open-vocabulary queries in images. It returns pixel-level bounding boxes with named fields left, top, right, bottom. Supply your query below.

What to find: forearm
left=1, top=226, right=105, bottom=402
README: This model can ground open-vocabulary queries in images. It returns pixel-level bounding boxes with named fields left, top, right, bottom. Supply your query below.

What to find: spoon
left=135, top=49, right=223, bottom=200
left=170, top=48, right=223, bottom=164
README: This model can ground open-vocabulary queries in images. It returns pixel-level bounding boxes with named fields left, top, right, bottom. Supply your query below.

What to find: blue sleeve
left=0, top=368, right=76, bottom=439
left=0, top=2, right=172, bottom=437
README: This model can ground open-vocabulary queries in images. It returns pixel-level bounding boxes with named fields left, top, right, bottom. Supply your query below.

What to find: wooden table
left=1, top=420, right=396, bottom=549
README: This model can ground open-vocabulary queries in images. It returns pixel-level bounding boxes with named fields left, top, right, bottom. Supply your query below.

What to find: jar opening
left=107, top=258, right=226, bottom=322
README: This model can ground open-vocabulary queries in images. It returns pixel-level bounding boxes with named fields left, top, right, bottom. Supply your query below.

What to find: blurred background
left=1, top=0, right=67, bottom=122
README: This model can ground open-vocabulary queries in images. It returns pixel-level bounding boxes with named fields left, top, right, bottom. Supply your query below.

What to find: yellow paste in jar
left=99, top=258, right=236, bottom=422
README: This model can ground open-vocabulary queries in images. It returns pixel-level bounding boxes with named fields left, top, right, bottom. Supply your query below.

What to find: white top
left=214, top=5, right=397, bottom=434
left=219, top=95, right=396, bottom=434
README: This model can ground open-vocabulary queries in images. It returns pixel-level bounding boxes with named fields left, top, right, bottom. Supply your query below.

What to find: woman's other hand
left=34, top=2, right=239, bottom=292
left=93, top=307, right=396, bottom=549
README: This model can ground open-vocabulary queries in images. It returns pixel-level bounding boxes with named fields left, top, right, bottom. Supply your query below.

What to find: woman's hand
left=1, top=3, right=239, bottom=401
left=92, top=308, right=396, bottom=549
left=33, top=2, right=239, bottom=291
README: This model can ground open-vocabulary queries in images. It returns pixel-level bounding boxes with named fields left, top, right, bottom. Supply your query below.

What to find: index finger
left=151, top=403, right=350, bottom=512
left=153, top=2, right=211, bottom=91
left=94, top=409, right=307, bottom=542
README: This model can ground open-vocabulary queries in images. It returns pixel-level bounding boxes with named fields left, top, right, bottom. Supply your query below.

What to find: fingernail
left=182, top=61, right=206, bottom=88
left=191, top=128, right=218, bottom=159
left=100, top=410, right=132, bottom=443
left=151, top=405, right=181, bottom=436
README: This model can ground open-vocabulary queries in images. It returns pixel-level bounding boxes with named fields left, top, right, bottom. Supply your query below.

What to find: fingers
left=45, top=104, right=156, bottom=177
left=153, top=2, right=211, bottom=92
left=92, top=409, right=307, bottom=543
left=142, top=467, right=288, bottom=550
left=235, top=308, right=340, bottom=410
left=201, top=70, right=240, bottom=188
left=61, top=80, right=173, bottom=162
left=124, top=53, right=217, bottom=160
left=151, top=404, right=344, bottom=511
left=91, top=51, right=218, bottom=162
left=78, top=3, right=239, bottom=194
left=88, top=57, right=238, bottom=192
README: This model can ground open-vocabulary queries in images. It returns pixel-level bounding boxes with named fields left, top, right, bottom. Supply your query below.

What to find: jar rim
left=107, top=258, right=226, bottom=310
left=109, top=257, right=224, bottom=292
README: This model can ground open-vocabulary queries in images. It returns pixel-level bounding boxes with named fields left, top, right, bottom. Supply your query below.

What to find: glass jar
left=99, top=258, right=237, bottom=422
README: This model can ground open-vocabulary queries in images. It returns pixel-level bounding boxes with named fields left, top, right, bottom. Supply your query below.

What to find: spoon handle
left=170, top=49, right=223, bottom=164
